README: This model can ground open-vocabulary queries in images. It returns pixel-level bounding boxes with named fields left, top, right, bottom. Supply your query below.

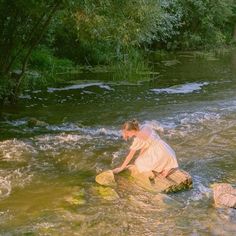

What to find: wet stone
left=211, top=183, right=236, bottom=208
left=95, top=170, right=116, bottom=187
left=125, top=165, right=192, bottom=193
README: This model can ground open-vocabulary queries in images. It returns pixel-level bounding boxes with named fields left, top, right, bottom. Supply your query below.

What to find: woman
left=113, top=119, right=179, bottom=177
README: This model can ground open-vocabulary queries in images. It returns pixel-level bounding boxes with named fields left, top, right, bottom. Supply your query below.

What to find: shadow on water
left=0, top=50, right=236, bottom=235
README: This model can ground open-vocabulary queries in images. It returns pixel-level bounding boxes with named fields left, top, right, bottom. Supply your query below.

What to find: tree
left=72, top=0, right=161, bottom=62
left=0, top=0, right=62, bottom=104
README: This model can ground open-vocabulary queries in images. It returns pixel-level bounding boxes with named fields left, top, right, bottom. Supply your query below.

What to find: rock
left=158, top=168, right=192, bottom=193
left=126, top=165, right=156, bottom=192
left=92, top=186, right=119, bottom=201
left=95, top=170, right=116, bottom=187
left=125, top=165, right=192, bottom=193
left=64, top=188, right=86, bottom=206
left=211, top=183, right=236, bottom=208
left=27, top=118, right=48, bottom=127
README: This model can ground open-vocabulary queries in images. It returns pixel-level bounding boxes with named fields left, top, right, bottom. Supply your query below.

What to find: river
left=0, top=50, right=236, bottom=235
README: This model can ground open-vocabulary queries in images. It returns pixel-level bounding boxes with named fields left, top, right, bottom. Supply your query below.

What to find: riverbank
left=20, top=45, right=235, bottom=90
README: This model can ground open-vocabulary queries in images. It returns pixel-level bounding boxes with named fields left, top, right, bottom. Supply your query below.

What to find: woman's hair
left=122, top=119, right=140, bottom=131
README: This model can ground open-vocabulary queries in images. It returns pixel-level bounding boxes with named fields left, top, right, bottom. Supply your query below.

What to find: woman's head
left=122, top=119, right=140, bottom=140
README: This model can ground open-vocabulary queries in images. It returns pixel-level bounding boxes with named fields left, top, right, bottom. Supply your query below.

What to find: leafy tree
left=72, top=0, right=162, bottom=63
left=0, top=0, right=62, bottom=103
left=154, top=0, right=236, bottom=49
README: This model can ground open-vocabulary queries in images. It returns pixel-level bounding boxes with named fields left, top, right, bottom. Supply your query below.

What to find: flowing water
left=0, top=50, right=236, bottom=235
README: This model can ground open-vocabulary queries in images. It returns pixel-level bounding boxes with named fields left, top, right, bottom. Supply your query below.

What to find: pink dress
left=130, top=125, right=178, bottom=173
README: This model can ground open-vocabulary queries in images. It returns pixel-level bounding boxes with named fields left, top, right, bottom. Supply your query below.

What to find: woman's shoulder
left=140, top=124, right=153, bottom=134
left=141, top=123, right=161, bottom=140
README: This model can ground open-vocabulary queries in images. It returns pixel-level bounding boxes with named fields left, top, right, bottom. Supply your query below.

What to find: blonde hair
left=122, top=119, right=140, bottom=131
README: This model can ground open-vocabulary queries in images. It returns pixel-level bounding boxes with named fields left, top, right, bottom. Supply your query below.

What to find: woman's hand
left=112, top=150, right=136, bottom=174
left=112, top=167, right=124, bottom=174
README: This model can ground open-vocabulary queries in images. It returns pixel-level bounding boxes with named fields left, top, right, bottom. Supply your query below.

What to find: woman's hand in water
left=112, top=167, right=124, bottom=174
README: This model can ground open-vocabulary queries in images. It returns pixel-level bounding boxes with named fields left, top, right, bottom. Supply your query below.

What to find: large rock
left=125, top=165, right=192, bottom=193
left=95, top=170, right=116, bottom=187
left=211, top=183, right=236, bottom=208
left=155, top=168, right=192, bottom=193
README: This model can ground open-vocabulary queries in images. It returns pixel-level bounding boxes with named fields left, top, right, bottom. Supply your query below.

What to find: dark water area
left=0, top=50, right=236, bottom=235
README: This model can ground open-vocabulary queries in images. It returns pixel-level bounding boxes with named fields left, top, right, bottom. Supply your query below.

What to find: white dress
left=130, top=125, right=178, bottom=173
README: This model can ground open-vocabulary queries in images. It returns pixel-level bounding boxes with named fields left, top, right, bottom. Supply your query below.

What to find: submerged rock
left=92, top=186, right=119, bottom=201
left=64, top=188, right=86, bottom=206
left=95, top=170, right=116, bottom=187
left=27, top=118, right=48, bottom=127
left=211, top=183, right=236, bottom=208
left=126, top=165, right=155, bottom=192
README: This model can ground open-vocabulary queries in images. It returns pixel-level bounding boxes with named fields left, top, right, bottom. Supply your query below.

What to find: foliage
left=156, top=0, right=236, bottom=49
left=110, top=49, right=153, bottom=81
left=21, top=45, right=76, bottom=89
left=29, top=45, right=74, bottom=72
left=0, top=0, right=236, bottom=104
left=0, top=0, right=62, bottom=103
left=73, top=0, right=161, bottom=63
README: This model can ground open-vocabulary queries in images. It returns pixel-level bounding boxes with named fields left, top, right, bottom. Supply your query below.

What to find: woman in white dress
left=113, top=119, right=179, bottom=177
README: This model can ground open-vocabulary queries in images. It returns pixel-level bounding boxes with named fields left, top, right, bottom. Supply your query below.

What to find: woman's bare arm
left=139, top=146, right=148, bottom=156
left=113, top=149, right=136, bottom=173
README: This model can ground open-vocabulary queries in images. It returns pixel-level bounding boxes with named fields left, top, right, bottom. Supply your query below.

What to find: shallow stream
left=0, top=50, right=236, bottom=235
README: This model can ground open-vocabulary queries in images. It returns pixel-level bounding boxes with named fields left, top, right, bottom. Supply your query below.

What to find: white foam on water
left=6, top=169, right=33, bottom=188
left=179, top=111, right=221, bottom=125
left=0, top=177, right=11, bottom=199
left=151, top=82, right=209, bottom=94
left=46, top=123, right=80, bottom=132
left=0, top=139, right=37, bottom=162
left=34, top=133, right=94, bottom=154
left=5, top=119, right=27, bottom=126
left=189, top=176, right=212, bottom=202
left=0, top=167, right=34, bottom=201
left=47, top=123, right=121, bottom=138
left=143, top=120, right=165, bottom=132
left=218, top=99, right=236, bottom=113
left=155, top=111, right=222, bottom=138
left=47, top=82, right=114, bottom=93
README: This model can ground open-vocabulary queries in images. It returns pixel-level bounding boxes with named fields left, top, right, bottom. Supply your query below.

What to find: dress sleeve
left=141, top=125, right=152, bottom=136
left=130, top=137, right=148, bottom=151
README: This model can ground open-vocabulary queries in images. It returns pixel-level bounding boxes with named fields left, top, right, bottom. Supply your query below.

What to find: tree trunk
left=9, top=1, right=61, bottom=103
